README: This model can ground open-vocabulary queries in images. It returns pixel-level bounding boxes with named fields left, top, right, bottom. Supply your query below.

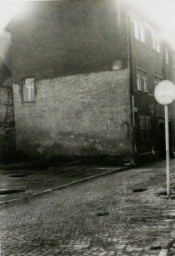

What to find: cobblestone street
left=1, top=161, right=175, bottom=256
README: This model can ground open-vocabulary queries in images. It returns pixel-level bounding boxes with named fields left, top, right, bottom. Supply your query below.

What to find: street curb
left=0, top=165, right=129, bottom=206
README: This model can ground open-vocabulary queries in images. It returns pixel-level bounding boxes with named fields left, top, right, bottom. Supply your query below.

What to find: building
left=129, top=11, right=175, bottom=159
left=0, top=31, right=15, bottom=159
left=3, top=0, right=175, bottom=161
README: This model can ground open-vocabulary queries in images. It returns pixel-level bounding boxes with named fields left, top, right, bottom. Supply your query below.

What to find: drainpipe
left=162, top=46, right=166, bottom=80
left=126, top=12, right=137, bottom=160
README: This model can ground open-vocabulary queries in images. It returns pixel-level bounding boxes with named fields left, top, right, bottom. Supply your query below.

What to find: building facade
left=0, top=31, right=15, bottom=159
left=129, top=12, right=175, bottom=159
left=4, top=0, right=175, bottom=161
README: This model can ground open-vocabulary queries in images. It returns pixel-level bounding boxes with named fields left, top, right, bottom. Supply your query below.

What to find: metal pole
left=165, top=105, right=170, bottom=196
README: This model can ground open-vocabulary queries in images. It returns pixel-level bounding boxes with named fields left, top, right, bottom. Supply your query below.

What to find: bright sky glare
left=0, top=1, right=28, bottom=32
left=0, top=0, right=27, bottom=32
left=0, top=0, right=28, bottom=66
left=125, top=0, right=175, bottom=49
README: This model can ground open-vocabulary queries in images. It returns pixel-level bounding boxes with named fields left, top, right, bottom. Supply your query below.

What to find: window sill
left=134, top=90, right=155, bottom=97
left=152, top=48, right=161, bottom=54
left=134, top=89, right=148, bottom=94
left=22, top=100, right=36, bottom=104
left=135, top=38, right=145, bottom=44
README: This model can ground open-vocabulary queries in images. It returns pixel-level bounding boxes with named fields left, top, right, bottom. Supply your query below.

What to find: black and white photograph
left=1, top=0, right=175, bottom=255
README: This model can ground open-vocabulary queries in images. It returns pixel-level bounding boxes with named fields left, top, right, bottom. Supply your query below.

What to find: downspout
left=10, top=31, right=17, bottom=155
left=162, top=45, right=166, bottom=80
left=126, top=12, right=137, bottom=161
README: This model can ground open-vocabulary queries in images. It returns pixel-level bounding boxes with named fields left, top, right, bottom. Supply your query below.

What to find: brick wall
left=0, top=77, right=15, bottom=157
left=13, top=69, right=133, bottom=157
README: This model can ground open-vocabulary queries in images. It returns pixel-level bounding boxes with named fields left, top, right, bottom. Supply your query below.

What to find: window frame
left=134, top=20, right=145, bottom=43
left=156, top=36, right=160, bottom=52
left=153, top=75, right=162, bottom=87
left=142, top=71, right=147, bottom=92
left=136, top=68, right=148, bottom=92
left=22, top=77, right=35, bottom=103
left=140, top=24, right=145, bottom=43
left=152, top=32, right=161, bottom=53
left=152, top=32, right=156, bottom=50
left=134, top=21, right=140, bottom=40
left=136, top=69, right=142, bottom=91
left=165, top=48, right=169, bottom=64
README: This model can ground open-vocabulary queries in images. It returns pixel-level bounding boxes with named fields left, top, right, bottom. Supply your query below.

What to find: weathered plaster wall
left=13, top=69, right=133, bottom=157
left=10, top=0, right=128, bottom=80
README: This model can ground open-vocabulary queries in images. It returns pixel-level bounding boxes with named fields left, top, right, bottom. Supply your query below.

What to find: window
left=140, top=25, right=145, bottom=43
left=139, top=115, right=151, bottom=141
left=152, top=32, right=160, bottom=52
left=142, top=71, right=147, bottom=92
left=136, top=70, right=142, bottom=91
left=156, top=36, right=160, bottom=52
left=154, top=76, right=158, bottom=86
left=134, top=21, right=140, bottom=40
left=22, top=77, right=35, bottom=102
left=134, top=21, right=145, bottom=43
left=154, top=75, right=161, bottom=86
left=165, top=48, right=169, bottom=64
left=136, top=69, right=147, bottom=92
left=152, top=33, right=156, bottom=50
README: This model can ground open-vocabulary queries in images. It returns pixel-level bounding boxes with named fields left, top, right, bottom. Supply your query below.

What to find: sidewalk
left=0, top=158, right=174, bottom=205
left=0, top=160, right=129, bottom=204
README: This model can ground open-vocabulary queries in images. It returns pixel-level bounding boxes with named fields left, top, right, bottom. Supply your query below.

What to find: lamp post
left=154, top=80, right=175, bottom=197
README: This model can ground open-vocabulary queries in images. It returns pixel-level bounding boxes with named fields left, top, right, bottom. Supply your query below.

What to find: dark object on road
left=150, top=245, right=162, bottom=250
left=155, top=190, right=167, bottom=196
left=9, top=174, right=30, bottom=178
left=0, top=189, right=25, bottom=195
left=96, top=212, right=109, bottom=217
left=133, top=188, right=147, bottom=193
